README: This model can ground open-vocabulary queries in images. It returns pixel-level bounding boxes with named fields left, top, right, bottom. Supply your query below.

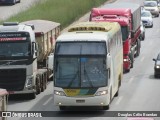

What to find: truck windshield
left=121, top=26, right=129, bottom=41
left=0, top=42, right=30, bottom=57
left=54, top=42, right=108, bottom=88
left=0, top=32, right=31, bottom=58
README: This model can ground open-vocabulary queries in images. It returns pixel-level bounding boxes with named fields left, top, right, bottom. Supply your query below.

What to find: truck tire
left=36, top=77, right=41, bottom=94
left=135, top=40, right=140, bottom=57
left=29, top=93, right=36, bottom=99
left=129, top=50, right=134, bottom=68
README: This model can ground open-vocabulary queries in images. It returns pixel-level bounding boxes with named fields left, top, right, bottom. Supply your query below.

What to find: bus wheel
left=103, top=105, right=109, bottom=110
left=115, top=80, right=121, bottom=97
left=59, top=106, right=66, bottom=111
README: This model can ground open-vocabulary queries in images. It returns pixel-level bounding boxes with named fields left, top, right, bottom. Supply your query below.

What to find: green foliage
left=2, top=0, right=107, bottom=29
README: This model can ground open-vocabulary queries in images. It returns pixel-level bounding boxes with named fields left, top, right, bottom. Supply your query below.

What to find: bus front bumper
left=54, top=94, right=109, bottom=106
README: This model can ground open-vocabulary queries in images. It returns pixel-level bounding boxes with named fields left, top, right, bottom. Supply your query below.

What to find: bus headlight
left=95, top=90, right=108, bottom=96
left=123, top=59, right=129, bottom=62
left=54, top=90, right=66, bottom=96
left=156, top=65, right=160, bottom=69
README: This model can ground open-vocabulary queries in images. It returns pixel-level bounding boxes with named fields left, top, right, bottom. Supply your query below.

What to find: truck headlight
left=156, top=65, right=160, bottom=69
left=95, top=90, right=108, bottom=96
left=124, top=59, right=129, bottom=62
left=26, top=76, right=33, bottom=87
left=54, top=90, right=66, bottom=96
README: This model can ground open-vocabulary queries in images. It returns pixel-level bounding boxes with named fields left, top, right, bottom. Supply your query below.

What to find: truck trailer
left=0, top=20, right=60, bottom=99
left=90, top=2, right=141, bottom=72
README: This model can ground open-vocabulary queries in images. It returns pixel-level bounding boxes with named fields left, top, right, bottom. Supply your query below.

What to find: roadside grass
left=1, top=0, right=107, bottom=29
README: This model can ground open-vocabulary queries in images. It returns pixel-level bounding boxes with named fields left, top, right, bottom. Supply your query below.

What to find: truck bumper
left=8, top=88, right=35, bottom=94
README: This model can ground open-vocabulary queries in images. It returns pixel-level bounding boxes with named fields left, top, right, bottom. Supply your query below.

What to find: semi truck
left=53, top=22, right=123, bottom=110
left=0, top=20, right=60, bottom=99
left=90, top=2, right=141, bottom=72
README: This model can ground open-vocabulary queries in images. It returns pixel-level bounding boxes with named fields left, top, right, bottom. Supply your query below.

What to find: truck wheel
left=41, top=79, right=46, bottom=92
left=36, top=77, right=41, bottom=94
left=135, top=40, right=140, bottom=57
left=129, top=50, right=134, bottom=68
left=125, top=69, right=130, bottom=73
left=29, top=93, right=36, bottom=99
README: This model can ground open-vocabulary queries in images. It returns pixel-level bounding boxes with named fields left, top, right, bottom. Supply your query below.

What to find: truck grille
left=0, top=69, right=26, bottom=91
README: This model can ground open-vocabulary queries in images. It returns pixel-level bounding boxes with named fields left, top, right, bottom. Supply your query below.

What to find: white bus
left=53, top=22, right=123, bottom=110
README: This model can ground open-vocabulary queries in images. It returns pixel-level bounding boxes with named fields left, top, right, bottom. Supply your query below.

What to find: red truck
left=90, top=2, right=141, bottom=72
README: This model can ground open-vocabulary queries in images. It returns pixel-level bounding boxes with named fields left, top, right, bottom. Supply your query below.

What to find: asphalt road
left=0, top=0, right=41, bottom=20
left=3, top=0, right=160, bottom=120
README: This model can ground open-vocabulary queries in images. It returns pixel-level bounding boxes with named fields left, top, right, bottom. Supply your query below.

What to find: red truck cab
left=90, top=2, right=141, bottom=72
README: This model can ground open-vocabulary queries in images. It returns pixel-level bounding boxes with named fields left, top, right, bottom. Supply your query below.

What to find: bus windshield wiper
left=84, top=68, right=94, bottom=88
left=67, top=71, right=79, bottom=87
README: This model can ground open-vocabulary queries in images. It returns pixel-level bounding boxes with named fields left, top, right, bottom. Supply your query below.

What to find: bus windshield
left=55, top=57, right=107, bottom=88
left=121, top=26, right=129, bottom=41
left=54, top=42, right=108, bottom=88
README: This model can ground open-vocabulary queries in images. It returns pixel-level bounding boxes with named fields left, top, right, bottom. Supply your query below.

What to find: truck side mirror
left=32, top=42, right=38, bottom=57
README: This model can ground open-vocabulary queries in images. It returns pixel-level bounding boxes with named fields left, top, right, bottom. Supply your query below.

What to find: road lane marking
left=140, top=57, right=144, bottom=62
left=115, top=96, right=123, bottom=105
left=43, top=97, right=53, bottom=106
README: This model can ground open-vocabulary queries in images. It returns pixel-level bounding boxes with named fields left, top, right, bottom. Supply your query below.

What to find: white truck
left=0, top=20, right=60, bottom=99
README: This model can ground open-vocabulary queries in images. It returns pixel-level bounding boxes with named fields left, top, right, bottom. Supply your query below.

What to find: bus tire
left=103, top=105, right=109, bottom=110
left=115, top=80, right=121, bottom=97
left=59, top=106, right=66, bottom=111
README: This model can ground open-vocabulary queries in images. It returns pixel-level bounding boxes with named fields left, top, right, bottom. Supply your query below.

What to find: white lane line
left=115, top=96, right=123, bottom=105
left=140, top=57, right=145, bottom=62
left=128, top=77, right=134, bottom=84
left=43, top=97, right=53, bottom=106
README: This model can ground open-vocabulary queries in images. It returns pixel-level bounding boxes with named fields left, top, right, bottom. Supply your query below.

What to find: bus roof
left=57, top=22, right=120, bottom=42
